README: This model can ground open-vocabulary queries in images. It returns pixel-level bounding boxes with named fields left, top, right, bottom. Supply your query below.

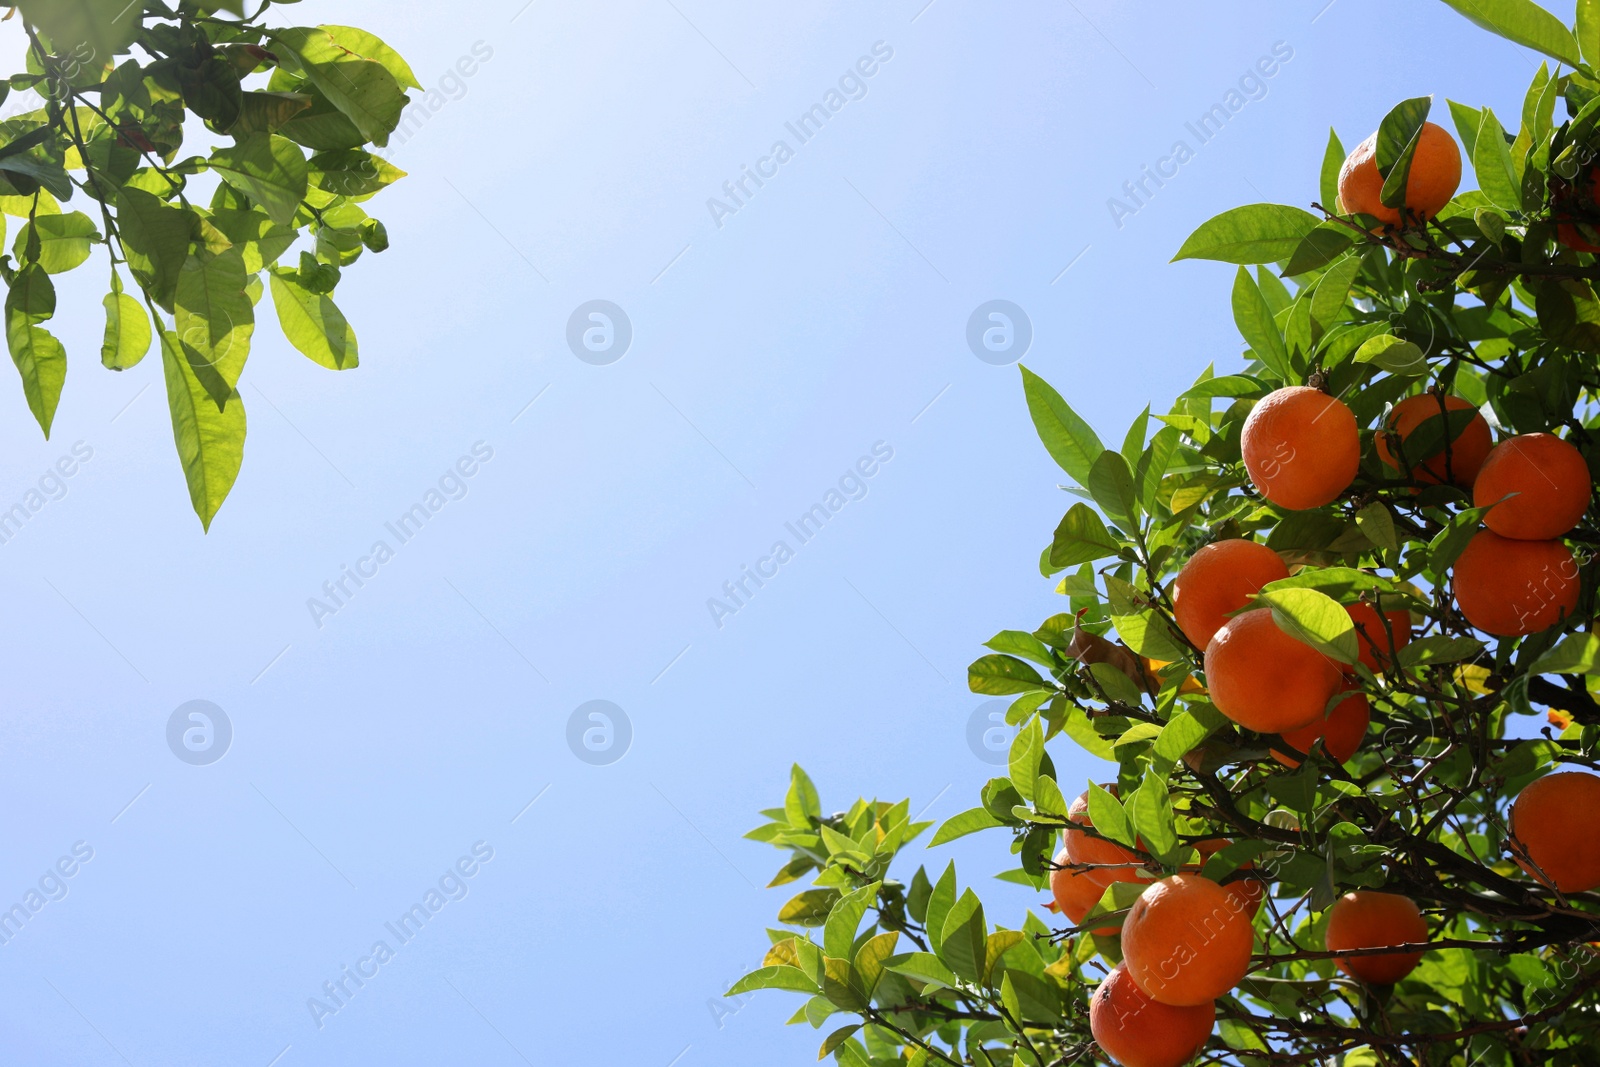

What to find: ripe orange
left=1188, top=839, right=1265, bottom=918
left=1375, top=394, right=1492, bottom=487
left=1555, top=166, right=1600, bottom=251
left=1122, top=873, right=1255, bottom=1006
left=1346, top=601, right=1412, bottom=674
left=1473, top=433, right=1592, bottom=540
left=1089, top=962, right=1215, bottom=1067
left=1558, top=222, right=1600, bottom=253
left=1452, top=531, right=1580, bottom=637
left=1051, top=848, right=1121, bottom=935
left=1064, top=789, right=1148, bottom=888
left=1171, top=539, right=1290, bottom=648
left=1204, top=608, right=1343, bottom=734
left=1324, top=890, right=1429, bottom=984
left=1337, top=121, right=1461, bottom=227
left=1271, top=686, right=1370, bottom=768
left=1509, top=771, right=1600, bottom=893
left=1241, top=387, right=1360, bottom=510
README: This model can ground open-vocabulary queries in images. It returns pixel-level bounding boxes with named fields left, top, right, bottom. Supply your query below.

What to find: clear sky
left=0, top=1, right=1551, bottom=1063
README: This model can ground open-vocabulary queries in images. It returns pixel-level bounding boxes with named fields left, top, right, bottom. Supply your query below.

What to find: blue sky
left=0, top=1, right=1552, bottom=1063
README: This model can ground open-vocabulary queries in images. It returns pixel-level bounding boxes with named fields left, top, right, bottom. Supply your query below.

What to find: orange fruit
left=1346, top=600, right=1412, bottom=674
left=1509, top=771, right=1600, bottom=893
left=1324, top=891, right=1429, bottom=984
left=1170, top=539, right=1290, bottom=649
left=1122, top=873, right=1255, bottom=1006
left=1090, top=962, right=1215, bottom=1067
left=1558, top=222, right=1600, bottom=253
left=1337, top=121, right=1461, bottom=227
left=1453, top=531, right=1580, bottom=637
left=1241, top=387, right=1360, bottom=510
left=1051, top=848, right=1121, bottom=935
left=1473, top=433, right=1592, bottom=540
left=1272, top=686, right=1370, bottom=768
left=1188, top=839, right=1265, bottom=918
left=1554, top=166, right=1600, bottom=251
left=1204, top=608, right=1343, bottom=734
left=1064, top=789, right=1148, bottom=889
left=1375, top=394, right=1492, bottom=487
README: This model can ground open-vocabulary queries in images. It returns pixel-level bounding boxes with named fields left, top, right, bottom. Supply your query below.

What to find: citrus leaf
left=1172, top=204, right=1320, bottom=264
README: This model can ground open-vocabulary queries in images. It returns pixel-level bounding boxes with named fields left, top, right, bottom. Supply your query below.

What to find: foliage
left=733, top=3, right=1600, bottom=1064
left=4, top=0, right=412, bottom=528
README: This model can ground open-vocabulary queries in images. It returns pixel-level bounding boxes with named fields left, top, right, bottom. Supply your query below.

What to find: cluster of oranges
left=1047, top=119, right=1600, bottom=1067
left=1238, top=384, right=1589, bottom=642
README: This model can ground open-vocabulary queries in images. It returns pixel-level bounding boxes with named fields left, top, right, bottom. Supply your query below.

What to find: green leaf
left=937, top=890, right=986, bottom=983
left=1255, top=587, right=1358, bottom=665
left=268, top=268, right=358, bottom=370
left=1153, top=703, right=1225, bottom=762
left=14, top=211, right=98, bottom=274
left=727, top=966, right=820, bottom=996
left=1398, top=635, right=1486, bottom=668
left=117, top=187, right=192, bottom=311
left=969, top=654, right=1050, bottom=696
left=1374, top=96, right=1431, bottom=210
left=315, top=25, right=423, bottom=90
left=159, top=326, right=247, bottom=531
left=1232, top=266, right=1290, bottom=379
left=1134, top=426, right=1179, bottom=510
left=1127, top=774, right=1178, bottom=863
left=1009, top=716, right=1044, bottom=802
left=1020, top=365, right=1103, bottom=486
left=1087, top=450, right=1138, bottom=531
left=271, top=27, right=411, bottom=147
left=209, top=134, right=310, bottom=226
left=785, top=765, right=821, bottom=827
left=1086, top=782, right=1135, bottom=849
left=208, top=208, right=297, bottom=274
left=1282, top=224, right=1356, bottom=278
left=1355, top=502, right=1398, bottom=552
left=818, top=1025, right=860, bottom=1060
left=924, top=863, right=957, bottom=953
left=885, top=951, right=960, bottom=989
left=780, top=889, right=841, bottom=927
left=1582, top=0, right=1600, bottom=67
left=1320, top=128, right=1345, bottom=210
left=230, top=91, right=315, bottom=138
left=1262, top=568, right=1394, bottom=599
left=824, top=882, right=881, bottom=960
left=1048, top=503, right=1119, bottom=569
left=16, top=0, right=140, bottom=65
left=309, top=148, right=407, bottom=198
left=5, top=264, right=64, bottom=438
left=986, top=630, right=1055, bottom=669
left=1180, top=374, right=1271, bottom=399
left=853, top=931, right=898, bottom=995
left=1473, top=108, right=1520, bottom=212
left=1447, top=100, right=1482, bottom=159
left=174, top=250, right=255, bottom=403
left=1429, top=504, right=1496, bottom=575
left=1437, top=0, right=1582, bottom=66
left=1033, top=774, right=1069, bottom=819
left=101, top=273, right=151, bottom=371
left=1309, top=255, right=1362, bottom=335
left=1531, top=633, right=1600, bottom=675
left=1354, top=334, right=1427, bottom=376
left=932, top=807, right=1006, bottom=846
left=1063, top=705, right=1117, bottom=761
left=1172, top=204, right=1320, bottom=264
left=1088, top=661, right=1144, bottom=707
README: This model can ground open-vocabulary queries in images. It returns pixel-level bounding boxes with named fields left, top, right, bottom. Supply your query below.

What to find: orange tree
left=730, top=3, right=1600, bottom=1065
